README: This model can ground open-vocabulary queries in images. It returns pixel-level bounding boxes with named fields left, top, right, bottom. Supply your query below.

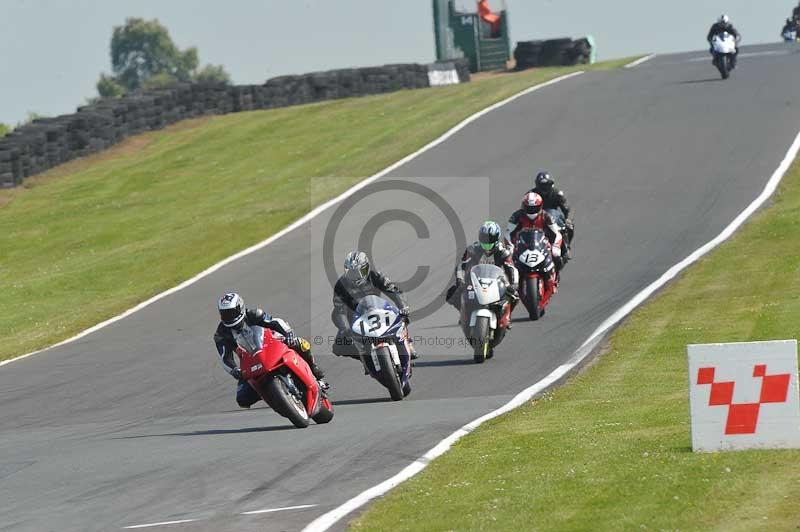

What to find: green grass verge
left=351, top=163, right=800, bottom=529
left=0, top=58, right=634, bottom=362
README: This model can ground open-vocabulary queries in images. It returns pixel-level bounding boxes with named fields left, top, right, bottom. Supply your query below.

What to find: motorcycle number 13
left=360, top=312, right=391, bottom=335
left=519, top=250, right=544, bottom=267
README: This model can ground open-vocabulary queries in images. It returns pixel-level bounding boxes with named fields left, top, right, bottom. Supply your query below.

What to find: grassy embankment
left=352, top=155, right=800, bottom=529
left=0, top=58, right=635, bottom=361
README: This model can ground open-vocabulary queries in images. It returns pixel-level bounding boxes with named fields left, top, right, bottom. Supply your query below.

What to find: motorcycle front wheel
left=716, top=54, right=730, bottom=79
left=525, top=277, right=542, bottom=321
left=376, top=346, right=404, bottom=401
left=472, top=316, right=491, bottom=364
left=264, top=375, right=310, bottom=428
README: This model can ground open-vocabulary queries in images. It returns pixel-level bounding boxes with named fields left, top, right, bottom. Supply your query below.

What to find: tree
left=0, top=123, right=9, bottom=137
left=15, top=112, right=48, bottom=128
left=95, top=17, right=231, bottom=97
left=96, top=73, right=126, bottom=98
left=194, top=64, right=231, bottom=85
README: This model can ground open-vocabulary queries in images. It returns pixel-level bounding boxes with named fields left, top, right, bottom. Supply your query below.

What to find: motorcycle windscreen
left=352, top=295, right=401, bottom=338
left=469, top=264, right=507, bottom=306
left=515, top=230, right=552, bottom=271
left=232, top=324, right=265, bottom=356
left=713, top=33, right=737, bottom=53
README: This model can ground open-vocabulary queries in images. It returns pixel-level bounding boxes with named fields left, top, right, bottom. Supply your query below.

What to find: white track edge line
left=302, top=128, right=800, bottom=532
left=123, top=519, right=199, bottom=529
left=624, top=54, right=656, bottom=68
left=0, top=70, right=584, bottom=370
left=241, top=504, right=317, bottom=515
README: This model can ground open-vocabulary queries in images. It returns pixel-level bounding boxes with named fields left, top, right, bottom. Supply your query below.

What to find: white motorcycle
left=459, top=264, right=512, bottom=364
left=711, top=32, right=737, bottom=79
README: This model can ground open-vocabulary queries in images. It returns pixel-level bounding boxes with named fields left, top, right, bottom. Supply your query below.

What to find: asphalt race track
left=2, top=44, right=800, bottom=532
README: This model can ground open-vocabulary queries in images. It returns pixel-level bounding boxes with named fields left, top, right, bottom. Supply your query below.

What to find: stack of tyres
left=514, top=37, right=593, bottom=70
left=0, top=58, right=471, bottom=188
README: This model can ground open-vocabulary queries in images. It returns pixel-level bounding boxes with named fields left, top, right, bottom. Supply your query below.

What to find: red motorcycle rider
left=214, top=292, right=326, bottom=409
left=507, top=192, right=564, bottom=286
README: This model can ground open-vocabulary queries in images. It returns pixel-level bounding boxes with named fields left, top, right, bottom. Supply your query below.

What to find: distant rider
left=782, top=17, right=798, bottom=41
left=707, top=15, right=741, bottom=69
left=214, top=292, right=326, bottom=409
left=447, top=221, right=520, bottom=317
left=507, top=192, right=565, bottom=276
left=331, top=251, right=417, bottom=361
left=530, top=171, right=574, bottom=258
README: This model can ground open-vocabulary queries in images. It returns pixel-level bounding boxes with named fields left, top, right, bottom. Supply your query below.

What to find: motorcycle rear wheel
left=312, top=396, right=334, bottom=424
left=265, top=375, right=310, bottom=428
left=472, top=316, right=491, bottom=364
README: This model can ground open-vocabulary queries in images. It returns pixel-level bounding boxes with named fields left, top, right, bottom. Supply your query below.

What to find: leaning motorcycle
left=460, top=264, right=512, bottom=364
left=234, top=324, right=333, bottom=428
left=711, top=32, right=737, bottom=79
left=513, top=229, right=558, bottom=321
left=349, top=295, right=413, bottom=401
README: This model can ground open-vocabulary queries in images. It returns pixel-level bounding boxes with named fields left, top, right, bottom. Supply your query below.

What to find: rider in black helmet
left=530, top=171, right=574, bottom=259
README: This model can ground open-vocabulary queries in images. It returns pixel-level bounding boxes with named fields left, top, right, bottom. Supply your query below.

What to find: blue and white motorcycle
left=350, top=295, right=413, bottom=401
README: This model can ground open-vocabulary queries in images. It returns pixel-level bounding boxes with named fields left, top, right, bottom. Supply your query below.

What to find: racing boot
left=295, top=338, right=326, bottom=381
left=409, top=338, right=419, bottom=360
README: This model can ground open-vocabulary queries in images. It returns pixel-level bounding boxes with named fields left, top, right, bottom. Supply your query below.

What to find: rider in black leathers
left=783, top=17, right=798, bottom=40
left=331, top=251, right=415, bottom=359
left=530, top=171, right=574, bottom=255
left=214, top=292, right=326, bottom=409
left=707, top=15, right=742, bottom=69
left=531, top=171, right=571, bottom=219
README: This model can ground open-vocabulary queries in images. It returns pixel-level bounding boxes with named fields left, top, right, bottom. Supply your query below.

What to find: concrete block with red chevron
left=688, top=340, right=800, bottom=452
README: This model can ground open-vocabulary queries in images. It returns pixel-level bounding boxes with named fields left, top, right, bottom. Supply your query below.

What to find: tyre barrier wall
left=513, top=37, right=593, bottom=70
left=0, top=59, right=470, bottom=188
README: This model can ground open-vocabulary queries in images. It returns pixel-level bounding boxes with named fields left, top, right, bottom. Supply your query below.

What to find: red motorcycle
left=234, top=324, right=333, bottom=428
left=513, top=229, right=558, bottom=321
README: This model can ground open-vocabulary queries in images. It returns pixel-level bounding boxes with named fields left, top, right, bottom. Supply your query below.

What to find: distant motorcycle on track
left=235, top=324, right=333, bottom=428
left=349, top=295, right=413, bottom=401
left=711, top=32, right=738, bottom=79
left=545, top=207, right=574, bottom=262
left=513, top=229, right=558, bottom=321
left=460, top=264, right=512, bottom=363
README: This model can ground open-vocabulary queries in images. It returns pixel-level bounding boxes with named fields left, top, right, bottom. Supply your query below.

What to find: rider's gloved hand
left=551, top=245, right=562, bottom=258
left=284, top=332, right=300, bottom=349
left=446, top=280, right=462, bottom=302
left=231, top=367, right=243, bottom=381
left=506, top=284, right=519, bottom=301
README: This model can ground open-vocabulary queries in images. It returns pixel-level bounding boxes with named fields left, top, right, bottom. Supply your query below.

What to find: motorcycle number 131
left=359, top=312, right=392, bottom=335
